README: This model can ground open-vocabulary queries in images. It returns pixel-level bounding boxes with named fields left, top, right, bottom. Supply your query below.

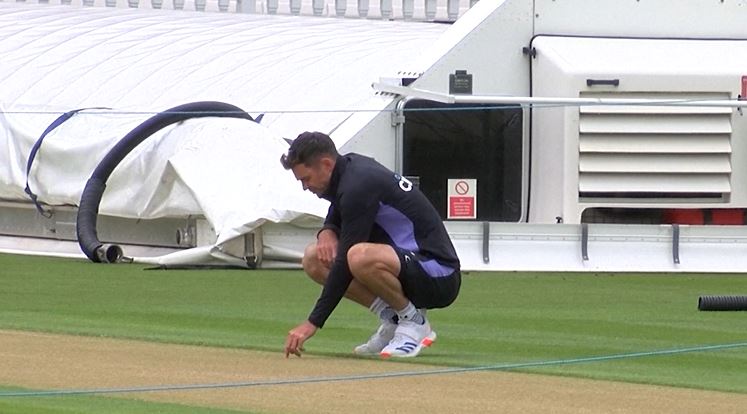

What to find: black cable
left=76, top=101, right=255, bottom=263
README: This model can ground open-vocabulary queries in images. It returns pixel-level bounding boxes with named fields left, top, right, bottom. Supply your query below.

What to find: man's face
left=291, top=157, right=334, bottom=197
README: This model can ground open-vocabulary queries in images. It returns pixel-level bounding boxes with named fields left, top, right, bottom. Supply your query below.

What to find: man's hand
left=284, top=320, right=318, bottom=358
left=316, top=229, right=338, bottom=268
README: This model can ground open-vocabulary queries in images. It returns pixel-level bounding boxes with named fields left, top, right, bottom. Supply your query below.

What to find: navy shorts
left=393, top=247, right=461, bottom=309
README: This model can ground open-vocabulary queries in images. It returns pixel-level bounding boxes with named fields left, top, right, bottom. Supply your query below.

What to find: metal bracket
left=244, top=229, right=262, bottom=269
left=391, top=110, right=405, bottom=127
left=482, top=221, right=490, bottom=264
left=581, top=223, right=589, bottom=261
left=672, top=224, right=680, bottom=264
left=738, top=95, right=744, bottom=116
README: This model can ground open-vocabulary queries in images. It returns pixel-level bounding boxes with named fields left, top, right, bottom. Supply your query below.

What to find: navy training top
left=308, top=153, right=460, bottom=328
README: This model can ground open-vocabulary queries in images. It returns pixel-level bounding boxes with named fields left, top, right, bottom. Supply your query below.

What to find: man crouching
left=281, top=131, right=461, bottom=359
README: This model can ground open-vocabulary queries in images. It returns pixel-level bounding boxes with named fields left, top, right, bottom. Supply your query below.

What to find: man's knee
left=348, top=243, right=397, bottom=276
left=347, top=243, right=372, bottom=273
left=302, top=243, right=326, bottom=284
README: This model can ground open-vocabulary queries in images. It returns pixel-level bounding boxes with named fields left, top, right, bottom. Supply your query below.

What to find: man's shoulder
left=335, top=154, right=393, bottom=202
left=345, top=152, right=380, bottom=167
left=342, top=153, right=391, bottom=180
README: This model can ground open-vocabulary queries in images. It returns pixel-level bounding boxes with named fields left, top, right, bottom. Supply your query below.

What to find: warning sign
left=447, top=178, right=476, bottom=219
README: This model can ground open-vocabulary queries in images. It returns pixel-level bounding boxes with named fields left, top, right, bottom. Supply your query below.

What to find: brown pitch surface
left=2, top=330, right=746, bottom=413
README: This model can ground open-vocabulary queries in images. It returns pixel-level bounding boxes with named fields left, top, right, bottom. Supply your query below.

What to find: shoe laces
left=390, top=332, right=416, bottom=345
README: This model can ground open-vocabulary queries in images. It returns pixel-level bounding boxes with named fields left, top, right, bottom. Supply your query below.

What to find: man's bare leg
left=304, top=242, right=404, bottom=355
left=345, top=242, right=408, bottom=310
left=347, top=242, right=435, bottom=358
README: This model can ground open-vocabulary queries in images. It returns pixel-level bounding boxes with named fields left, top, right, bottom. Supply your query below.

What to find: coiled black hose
left=698, top=295, right=747, bottom=311
left=76, top=101, right=255, bottom=263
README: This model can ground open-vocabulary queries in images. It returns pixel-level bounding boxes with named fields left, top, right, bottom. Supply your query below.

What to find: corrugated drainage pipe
left=76, top=101, right=255, bottom=263
left=698, top=295, right=747, bottom=311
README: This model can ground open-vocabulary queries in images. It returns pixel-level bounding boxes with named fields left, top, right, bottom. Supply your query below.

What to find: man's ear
left=319, top=156, right=335, bottom=172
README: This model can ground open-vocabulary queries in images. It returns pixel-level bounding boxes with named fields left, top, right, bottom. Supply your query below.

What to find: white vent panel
left=580, top=174, right=731, bottom=194
left=578, top=92, right=732, bottom=198
left=579, top=154, right=731, bottom=174
left=580, top=134, right=731, bottom=154
left=580, top=114, right=732, bottom=135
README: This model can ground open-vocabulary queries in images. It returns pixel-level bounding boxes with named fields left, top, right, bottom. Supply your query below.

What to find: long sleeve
left=317, top=204, right=341, bottom=237
left=307, top=185, right=379, bottom=328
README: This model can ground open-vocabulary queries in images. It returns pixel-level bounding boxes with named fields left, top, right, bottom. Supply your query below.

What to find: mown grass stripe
left=1, top=253, right=746, bottom=393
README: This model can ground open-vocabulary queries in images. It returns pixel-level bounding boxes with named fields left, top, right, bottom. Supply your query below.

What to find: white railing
left=9, top=0, right=477, bottom=20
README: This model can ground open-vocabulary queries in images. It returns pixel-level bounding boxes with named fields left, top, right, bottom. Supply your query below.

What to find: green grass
left=0, top=387, right=253, bottom=414
left=1, top=253, right=746, bottom=397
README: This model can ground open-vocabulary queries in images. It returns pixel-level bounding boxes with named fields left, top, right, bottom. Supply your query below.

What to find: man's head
left=280, top=131, right=339, bottom=197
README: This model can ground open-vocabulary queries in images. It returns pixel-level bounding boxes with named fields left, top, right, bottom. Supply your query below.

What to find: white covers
left=0, top=4, right=449, bottom=263
left=0, top=4, right=447, bottom=136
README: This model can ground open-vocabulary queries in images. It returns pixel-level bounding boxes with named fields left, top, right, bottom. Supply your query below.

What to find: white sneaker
left=353, top=320, right=397, bottom=355
left=379, top=318, right=436, bottom=358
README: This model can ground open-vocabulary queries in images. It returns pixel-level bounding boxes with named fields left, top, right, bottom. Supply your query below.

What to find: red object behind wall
left=711, top=209, right=745, bottom=225
left=662, top=209, right=745, bottom=225
left=662, top=209, right=704, bottom=225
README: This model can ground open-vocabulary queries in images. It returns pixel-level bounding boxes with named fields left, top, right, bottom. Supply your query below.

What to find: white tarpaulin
left=0, top=3, right=447, bottom=139
left=0, top=3, right=450, bottom=265
left=1, top=104, right=329, bottom=263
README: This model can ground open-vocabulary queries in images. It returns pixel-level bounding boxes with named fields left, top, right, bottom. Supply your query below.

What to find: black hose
left=698, top=295, right=747, bottom=311
left=76, top=101, right=255, bottom=263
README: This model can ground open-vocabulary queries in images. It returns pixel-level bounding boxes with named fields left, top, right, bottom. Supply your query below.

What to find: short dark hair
left=280, top=131, right=339, bottom=170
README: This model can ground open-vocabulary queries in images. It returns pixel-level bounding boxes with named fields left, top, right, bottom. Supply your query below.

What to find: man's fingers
left=285, top=333, right=306, bottom=358
left=285, top=321, right=317, bottom=359
left=288, top=344, right=304, bottom=358
left=317, top=245, right=336, bottom=267
left=322, top=255, right=335, bottom=267
left=285, top=335, right=298, bottom=358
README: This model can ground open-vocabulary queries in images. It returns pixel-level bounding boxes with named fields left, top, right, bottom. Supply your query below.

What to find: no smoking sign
left=455, top=180, right=469, bottom=195
left=447, top=178, right=476, bottom=219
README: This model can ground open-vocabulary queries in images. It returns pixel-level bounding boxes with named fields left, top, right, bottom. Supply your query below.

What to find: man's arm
left=307, top=189, right=379, bottom=328
left=285, top=189, right=379, bottom=357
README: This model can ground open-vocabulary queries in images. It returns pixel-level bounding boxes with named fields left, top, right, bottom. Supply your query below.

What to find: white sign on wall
left=447, top=178, right=477, bottom=219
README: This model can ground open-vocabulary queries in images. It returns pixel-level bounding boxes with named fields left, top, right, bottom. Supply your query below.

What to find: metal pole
left=371, top=82, right=747, bottom=108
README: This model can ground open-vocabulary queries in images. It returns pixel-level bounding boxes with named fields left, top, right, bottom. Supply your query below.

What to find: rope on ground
left=0, top=341, right=745, bottom=398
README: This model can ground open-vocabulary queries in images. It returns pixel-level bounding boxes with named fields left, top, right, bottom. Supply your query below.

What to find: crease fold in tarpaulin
left=124, top=118, right=330, bottom=266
